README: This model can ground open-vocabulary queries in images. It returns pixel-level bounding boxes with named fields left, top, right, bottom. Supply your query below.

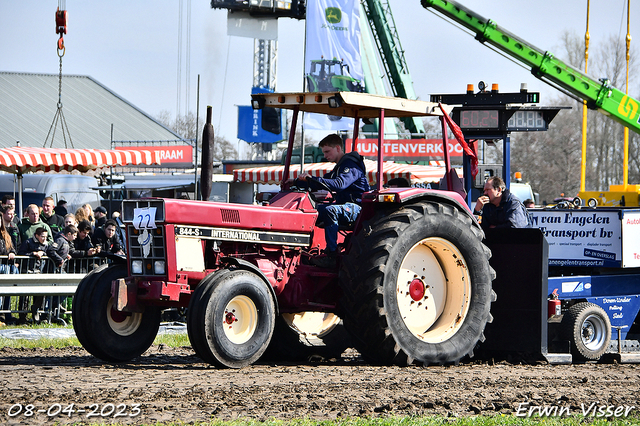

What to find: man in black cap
left=54, top=199, right=68, bottom=217
left=94, top=206, right=108, bottom=229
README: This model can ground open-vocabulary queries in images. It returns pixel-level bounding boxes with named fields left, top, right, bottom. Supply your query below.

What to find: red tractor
left=73, top=92, right=495, bottom=368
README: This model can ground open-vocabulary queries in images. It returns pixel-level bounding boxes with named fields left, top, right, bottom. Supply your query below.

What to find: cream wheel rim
left=395, top=237, right=471, bottom=343
left=222, top=295, right=258, bottom=344
left=282, top=312, right=341, bottom=337
left=106, top=298, right=143, bottom=337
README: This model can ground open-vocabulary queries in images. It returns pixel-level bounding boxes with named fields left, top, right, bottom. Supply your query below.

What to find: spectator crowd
left=0, top=196, right=124, bottom=324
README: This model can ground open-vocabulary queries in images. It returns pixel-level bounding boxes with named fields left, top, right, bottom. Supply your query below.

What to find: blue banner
left=237, top=105, right=284, bottom=143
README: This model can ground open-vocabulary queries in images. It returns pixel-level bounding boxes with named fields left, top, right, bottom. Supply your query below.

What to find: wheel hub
left=106, top=298, right=143, bottom=337
left=409, top=278, right=426, bottom=301
left=110, top=307, right=130, bottom=323
left=582, top=323, right=595, bottom=342
left=225, top=310, right=238, bottom=325
left=581, top=314, right=606, bottom=350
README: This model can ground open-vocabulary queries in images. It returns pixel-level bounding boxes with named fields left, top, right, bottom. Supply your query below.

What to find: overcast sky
left=2, top=0, right=637, bottom=153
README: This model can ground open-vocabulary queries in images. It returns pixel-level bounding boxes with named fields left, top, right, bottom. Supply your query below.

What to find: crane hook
left=56, top=7, right=67, bottom=55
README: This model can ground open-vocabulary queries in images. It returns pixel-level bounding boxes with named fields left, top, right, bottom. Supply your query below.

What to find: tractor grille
left=122, top=199, right=165, bottom=222
left=122, top=199, right=167, bottom=276
left=221, top=208, right=241, bottom=223
left=127, top=225, right=166, bottom=276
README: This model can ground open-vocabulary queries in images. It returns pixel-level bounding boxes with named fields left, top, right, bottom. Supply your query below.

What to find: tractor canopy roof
left=250, top=92, right=452, bottom=120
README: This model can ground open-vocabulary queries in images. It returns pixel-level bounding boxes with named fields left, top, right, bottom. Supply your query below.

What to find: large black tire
left=339, top=201, right=495, bottom=366
left=72, top=263, right=111, bottom=356
left=560, top=302, right=611, bottom=361
left=72, top=264, right=161, bottom=362
left=305, top=76, right=317, bottom=92
left=262, top=312, right=351, bottom=362
left=346, top=80, right=364, bottom=93
left=186, top=269, right=232, bottom=361
left=187, top=270, right=275, bottom=368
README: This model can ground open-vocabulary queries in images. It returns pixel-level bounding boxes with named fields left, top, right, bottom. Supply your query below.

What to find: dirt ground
left=0, top=345, right=639, bottom=425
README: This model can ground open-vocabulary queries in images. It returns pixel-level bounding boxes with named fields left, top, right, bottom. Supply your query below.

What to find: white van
left=0, top=174, right=102, bottom=216
left=510, top=182, right=539, bottom=206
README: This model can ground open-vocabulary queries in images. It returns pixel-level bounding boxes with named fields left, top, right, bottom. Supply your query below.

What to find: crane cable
left=45, top=0, right=73, bottom=148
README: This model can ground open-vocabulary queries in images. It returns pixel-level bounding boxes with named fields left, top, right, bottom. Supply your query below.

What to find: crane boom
left=421, top=0, right=640, bottom=135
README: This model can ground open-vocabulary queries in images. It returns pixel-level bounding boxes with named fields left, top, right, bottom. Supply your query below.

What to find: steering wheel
left=289, top=177, right=336, bottom=205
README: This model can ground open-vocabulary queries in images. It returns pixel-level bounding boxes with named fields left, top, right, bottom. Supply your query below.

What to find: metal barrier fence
left=0, top=255, right=109, bottom=325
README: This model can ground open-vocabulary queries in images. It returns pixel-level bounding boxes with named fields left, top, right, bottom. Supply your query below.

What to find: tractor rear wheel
left=187, top=270, right=275, bottom=368
left=339, top=201, right=495, bottom=366
left=73, top=264, right=161, bottom=362
left=262, top=312, right=351, bottom=361
left=560, top=302, right=611, bottom=361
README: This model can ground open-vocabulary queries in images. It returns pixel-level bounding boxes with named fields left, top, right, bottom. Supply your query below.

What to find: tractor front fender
left=221, top=257, right=280, bottom=315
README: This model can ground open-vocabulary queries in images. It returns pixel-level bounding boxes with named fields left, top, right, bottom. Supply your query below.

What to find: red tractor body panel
left=162, top=192, right=318, bottom=233
left=120, top=193, right=342, bottom=315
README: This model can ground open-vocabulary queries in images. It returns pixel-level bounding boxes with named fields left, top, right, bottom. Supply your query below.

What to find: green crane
left=421, top=0, right=640, bottom=135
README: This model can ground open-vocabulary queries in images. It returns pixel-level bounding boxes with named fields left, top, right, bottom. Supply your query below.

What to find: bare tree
left=511, top=94, right=582, bottom=203
left=511, top=30, right=639, bottom=203
left=585, top=34, right=637, bottom=190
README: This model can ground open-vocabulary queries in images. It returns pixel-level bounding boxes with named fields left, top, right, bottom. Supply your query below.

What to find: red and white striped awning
left=234, top=159, right=454, bottom=185
left=0, top=147, right=161, bottom=174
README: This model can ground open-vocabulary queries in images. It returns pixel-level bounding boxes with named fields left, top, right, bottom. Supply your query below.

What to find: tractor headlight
left=154, top=261, right=166, bottom=275
left=252, top=96, right=266, bottom=109
left=132, top=260, right=143, bottom=274
left=378, top=193, right=397, bottom=203
left=328, top=95, right=343, bottom=108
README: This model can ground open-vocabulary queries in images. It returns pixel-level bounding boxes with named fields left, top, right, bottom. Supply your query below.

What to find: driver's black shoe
left=310, top=252, right=337, bottom=269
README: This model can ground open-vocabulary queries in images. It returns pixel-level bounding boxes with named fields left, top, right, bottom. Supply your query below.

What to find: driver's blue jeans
left=316, top=202, right=361, bottom=253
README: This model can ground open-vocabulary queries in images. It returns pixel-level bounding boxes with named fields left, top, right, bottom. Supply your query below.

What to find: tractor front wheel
left=72, top=264, right=161, bottom=362
left=340, top=201, right=495, bottom=366
left=187, top=270, right=275, bottom=368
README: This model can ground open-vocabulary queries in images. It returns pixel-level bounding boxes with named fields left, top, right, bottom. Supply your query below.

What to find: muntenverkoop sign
left=529, top=209, right=622, bottom=268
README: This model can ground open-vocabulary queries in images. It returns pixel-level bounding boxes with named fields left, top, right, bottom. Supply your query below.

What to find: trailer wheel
left=188, top=270, right=275, bottom=368
left=262, top=312, right=350, bottom=361
left=339, top=201, right=495, bottom=366
left=560, top=302, right=611, bottom=361
left=72, top=264, right=161, bottom=362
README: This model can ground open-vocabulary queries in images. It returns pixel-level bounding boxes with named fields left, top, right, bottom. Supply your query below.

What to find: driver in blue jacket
left=298, top=134, right=370, bottom=268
